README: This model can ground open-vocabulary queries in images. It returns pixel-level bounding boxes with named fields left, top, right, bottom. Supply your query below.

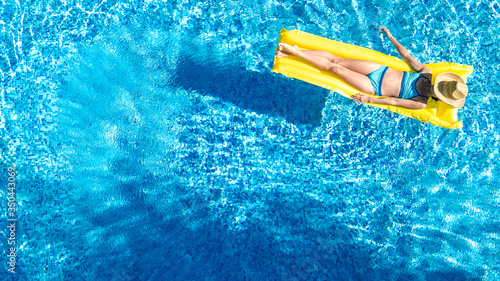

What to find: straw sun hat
left=433, top=72, right=468, bottom=109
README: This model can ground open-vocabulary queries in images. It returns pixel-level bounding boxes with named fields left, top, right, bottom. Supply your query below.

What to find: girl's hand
left=379, top=27, right=392, bottom=37
left=350, top=93, right=371, bottom=104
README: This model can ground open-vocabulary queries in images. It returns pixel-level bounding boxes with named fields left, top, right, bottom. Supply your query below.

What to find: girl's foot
left=278, top=43, right=300, bottom=56
left=274, top=50, right=292, bottom=58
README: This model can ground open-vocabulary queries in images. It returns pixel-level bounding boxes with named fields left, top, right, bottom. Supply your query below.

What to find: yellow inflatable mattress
left=271, top=29, right=474, bottom=129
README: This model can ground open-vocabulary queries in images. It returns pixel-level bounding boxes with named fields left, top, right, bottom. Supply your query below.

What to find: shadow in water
left=50, top=24, right=484, bottom=281
left=18, top=171, right=485, bottom=281
left=171, top=56, right=329, bottom=127
left=57, top=153, right=484, bottom=280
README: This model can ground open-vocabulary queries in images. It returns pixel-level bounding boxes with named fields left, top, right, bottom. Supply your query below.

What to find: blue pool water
left=1, top=0, right=499, bottom=280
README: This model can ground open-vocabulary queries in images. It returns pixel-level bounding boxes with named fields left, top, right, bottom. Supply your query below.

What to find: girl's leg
left=276, top=44, right=382, bottom=75
left=277, top=43, right=376, bottom=94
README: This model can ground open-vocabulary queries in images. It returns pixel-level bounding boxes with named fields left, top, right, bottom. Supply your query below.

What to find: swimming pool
left=1, top=0, right=499, bottom=280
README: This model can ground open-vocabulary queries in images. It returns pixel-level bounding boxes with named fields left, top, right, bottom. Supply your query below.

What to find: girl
left=275, top=27, right=468, bottom=110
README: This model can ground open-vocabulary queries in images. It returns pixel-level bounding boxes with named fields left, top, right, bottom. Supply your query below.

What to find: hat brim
left=433, top=72, right=467, bottom=109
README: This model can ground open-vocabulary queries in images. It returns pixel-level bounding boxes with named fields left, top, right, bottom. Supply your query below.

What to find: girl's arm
left=379, top=27, right=432, bottom=77
left=350, top=93, right=427, bottom=110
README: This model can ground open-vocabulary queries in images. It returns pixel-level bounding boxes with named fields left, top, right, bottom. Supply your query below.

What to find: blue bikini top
left=399, top=72, right=430, bottom=100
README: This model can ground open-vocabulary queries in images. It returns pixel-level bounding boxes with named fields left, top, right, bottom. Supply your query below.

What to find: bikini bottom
left=366, top=65, right=389, bottom=96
